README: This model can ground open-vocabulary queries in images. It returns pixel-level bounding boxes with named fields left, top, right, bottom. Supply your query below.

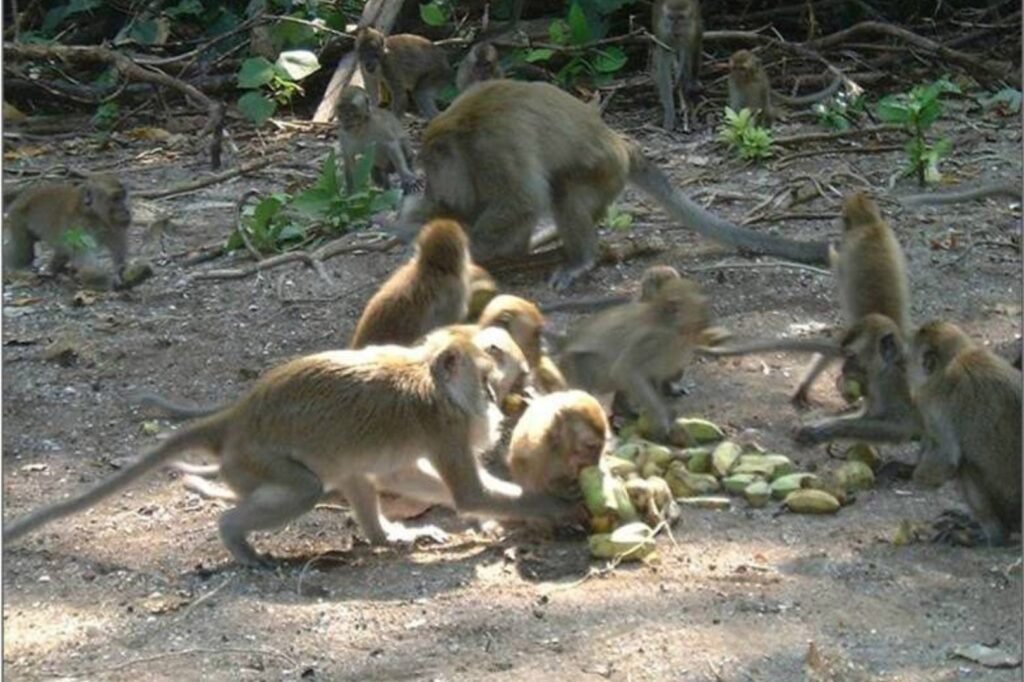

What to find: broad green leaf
left=251, top=196, right=284, bottom=228
left=129, top=19, right=162, bottom=45
left=917, top=99, right=942, bottom=129
left=420, top=2, right=448, bottom=27
left=275, top=50, right=320, bottom=81
left=548, top=19, right=569, bottom=45
left=371, top=189, right=402, bottom=213
left=238, top=57, right=277, bottom=88
left=62, top=228, right=98, bottom=252
left=592, top=47, right=627, bottom=73
left=567, top=2, right=591, bottom=44
left=237, top=92, right=276, bottom=124
left=523, top=48, right=555, bottom=63
left=876, top=97, right=910, bottom=124
left=277, top=223, right=307, bottom=242
left=291, top=189, right=335, bottom=217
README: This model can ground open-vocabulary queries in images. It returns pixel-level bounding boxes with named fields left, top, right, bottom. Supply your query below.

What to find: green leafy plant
left=62, top=227, right=98, bottom=253
left=227, top=150, right=401, bottom=256
left=876, top=78, right=960, bottom=186
left=512, top=1, right=628, bottom=88
left=718, top=107, right=774, bottom=161
left=601, top=203, right=633, bottom=231
left=814, top=91, right=867, bottom=132
left=420, top=0, right=453, bottom=27
left=236, top=50, right=321, bottom=125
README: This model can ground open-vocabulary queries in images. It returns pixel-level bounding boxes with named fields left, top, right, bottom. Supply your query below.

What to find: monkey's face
left=729, top=51, right=759, bottom=81
left=338, top=93, right=371, bottom=127
left=84, top=181, right=131, bottom=229
left=566, top=422, right=607, bottom=474
left=357, top=32, right=385, bottom=72
left=662, top=1, right=698, bottom=37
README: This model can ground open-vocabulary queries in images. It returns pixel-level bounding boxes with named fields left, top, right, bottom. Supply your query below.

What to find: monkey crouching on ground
left=727, top=50, right=844, bottom=124
left=351, top=219, right=471, bottom=348
left=5, top=331, right=576, bottom=566
left=652, top=0, right=703, bottom=131
left=507, top=390, right=610, bottom=496
left=908, top=320, right=1022, bottom=547
left=355, top=27, right=452, bottom=120
left=456, top=43, right=503, bottom=92
left=397, top=80, right=829, bottom=291
left=557, top=276, right=711, bottom=441
left=3, top=174, right=132, bottom=288
left=336, top=85, right=420, bottom=194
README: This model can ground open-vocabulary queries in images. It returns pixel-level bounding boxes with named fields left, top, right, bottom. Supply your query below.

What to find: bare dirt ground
left=3, top=82, right=1022, bottom=681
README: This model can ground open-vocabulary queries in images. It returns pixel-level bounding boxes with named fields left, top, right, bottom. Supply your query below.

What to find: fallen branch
left=900, top=181, right=1021, bottom=207
left=686, top=260, right=832, bottom=276
left=134, top=157, right=276, bottom=199
left=773, top=124, right=904, bottom=147
left=775, top=144, right=903, bottom=167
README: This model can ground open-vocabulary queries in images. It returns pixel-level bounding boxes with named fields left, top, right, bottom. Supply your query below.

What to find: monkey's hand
left=400, top=175, right=425, bottom=195
left=930, top=509, right=986, bottom=547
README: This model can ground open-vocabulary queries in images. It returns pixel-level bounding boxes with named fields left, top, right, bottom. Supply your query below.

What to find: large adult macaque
left=557, top=276, right=711, bottom=441
left=699, top=192, right=910, bottom=407
left=3, top=174, right=131, bottom=287
left=397, top=80, right=829, bottom=290
left=355, top=27, right=452, bottom=119
left=5, top=332, right=575, bottom=566
left=727, top=49, right=843, bottom=124
left=456, top=42, right=503, bottom=92
left=652, top=0, right=703, bottom=131
left=908, top=320, right=1021, bottom=547
left=336, top=85, right=420, bottom=193
left=351, top=219, right=470, bottom=349
left=793, top=314, right=920, bottom=446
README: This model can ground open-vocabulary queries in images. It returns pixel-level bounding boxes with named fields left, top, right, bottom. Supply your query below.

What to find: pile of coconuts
left=579, top=416, right=881, bottom=561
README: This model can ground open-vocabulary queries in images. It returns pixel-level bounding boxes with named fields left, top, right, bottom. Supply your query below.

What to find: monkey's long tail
left=626, top=145, right=831, bottom=265
left=136, top=390, right=225, bottom=420
left=3, top=419, right=225, bottom=542
left=695, top=337, right=842, bottom=357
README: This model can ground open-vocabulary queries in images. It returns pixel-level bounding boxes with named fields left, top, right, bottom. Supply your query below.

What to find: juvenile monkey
left=793, top=314, right=920, bottom=446
left=727, top=49, right=843, bottom=124
left=479, top=294, right=568, bottom=394
left=908, top=320, right=1021, bottom=546
left=5, top=332, right=575, bottom=566
left=398, top=80, right=830, bottom=290
left=507, top=390, right=610, bottom=494
left=652, top=0, right=703, bottom=131
left=558, top=276, right=711, bottom=441
left=700, top=192, right=910, bottom=407
left=351, top=219, right=470, bottom=348
left=4, top=174, right=131, bottom=287
left=456, top=43, right=503, bottom=92
left=336, top=85, right=420, bottom=194
left=540, top=264, right=685, bottom=314
left=355, top=27, right=452, bottom=119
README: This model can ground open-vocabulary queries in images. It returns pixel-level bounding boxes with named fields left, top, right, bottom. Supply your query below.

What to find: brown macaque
left=3, top=174, right=132, bottom=288
left=727, top=49, right=843, bottom=124
left=336, top=85, right=420, bottom=194
left=539, top=264, right=684, bottom=315
left=507, top=390, right=609, bottom=494
left=466, top=263, right=498, bottom=321
left=4, top=331, right=575, bottom=566
left=908, top=320, right=1022, bottom=546
left=397, top=80, right=829, bottom=291
left=700, top=192, right=910, bottom=408
left=456, top=43, right=503, bottom=92
left=351, top=219, right=471, bottom=348
left=652, top=0, right=703, bottom=131
left=433, top=324, right=529, bottom=405
left=478, top=294, right=568, bottom=394
left=793, top=314, right=920, bottom=447
left=557, top=277, right=710, bottom=441
left=355, top=27, right=452, bottom=120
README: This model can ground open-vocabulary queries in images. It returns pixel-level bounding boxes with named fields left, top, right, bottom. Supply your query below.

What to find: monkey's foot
left=930, top=510, right=986, bottom=547
left=790, top=392, right=813, bottom=412
left=229, top=545, right=277, bottom=569
left=662, top=379, right=692, bottom=398
left=400, top=176, right=425, bottom=194
left=874, top=460, right=915, bottom=485
left=386, top=523, right=449, bottom=545
left=792, top=424, right=825, bottom=447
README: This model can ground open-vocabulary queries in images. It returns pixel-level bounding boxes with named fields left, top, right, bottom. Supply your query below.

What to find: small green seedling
left=718, top=107, right=774, bottom=161
left=876, top=77, right=960, bottom=186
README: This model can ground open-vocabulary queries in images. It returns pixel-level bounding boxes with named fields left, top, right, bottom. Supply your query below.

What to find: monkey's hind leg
left=340, top=474, right=448, bottom=545
left=218, top=458, right=323, bottom=567
left=958, top=468, right=1010, bottom=547
left=413, top=86, right=441, bottom=120
left=548, top=178, right=612, bottom=289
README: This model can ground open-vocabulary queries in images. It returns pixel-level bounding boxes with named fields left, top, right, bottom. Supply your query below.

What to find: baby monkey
left=355, top=27, right=452, bottom=119
left=728, top=49, right=843, bottom=124
left=336, top=85, right=420, bottom=194
left=4, top=174, right=131, bottom=287
left=456, top=43, right=503, bottom=92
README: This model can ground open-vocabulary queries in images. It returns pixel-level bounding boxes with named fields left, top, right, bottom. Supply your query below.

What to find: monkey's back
left=838, top=221, right=911, bottom=332
left=388, top=34, right=452, bottom=86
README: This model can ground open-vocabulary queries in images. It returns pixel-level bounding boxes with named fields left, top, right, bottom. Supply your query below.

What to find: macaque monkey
left=3, top=174, right=131, bottom=287
left=478, top=294, right=568, bottom=394
left=700, top=192, right=910, bottom=407
left=456, top=43, right=503, bottom=92
left=467, top=263, right=498, bottom=321
left=652, top=0, right=703, bottom=131
left=908, top=320, right=1021, bottom=546
left=351, top=219, right=470, bottom=348
left=793, top=314, right=920, bottom=446
left=507, top=390, right=610, bottom=494
left=727, top=49, right=843, bottom=124
left=5, top=332, right=575, bottom=566
left=558, top=277, right=710, bottom=441
left=355, top=27, right=452, bottom=119
left=398, top=80, right=829, bottom=290
left=540, top=264, right=685, bottom=314
left=336, top=85, right=420, bottom=194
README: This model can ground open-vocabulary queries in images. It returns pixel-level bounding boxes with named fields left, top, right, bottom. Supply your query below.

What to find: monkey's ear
left=879, top=332, right=900, bottom=364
